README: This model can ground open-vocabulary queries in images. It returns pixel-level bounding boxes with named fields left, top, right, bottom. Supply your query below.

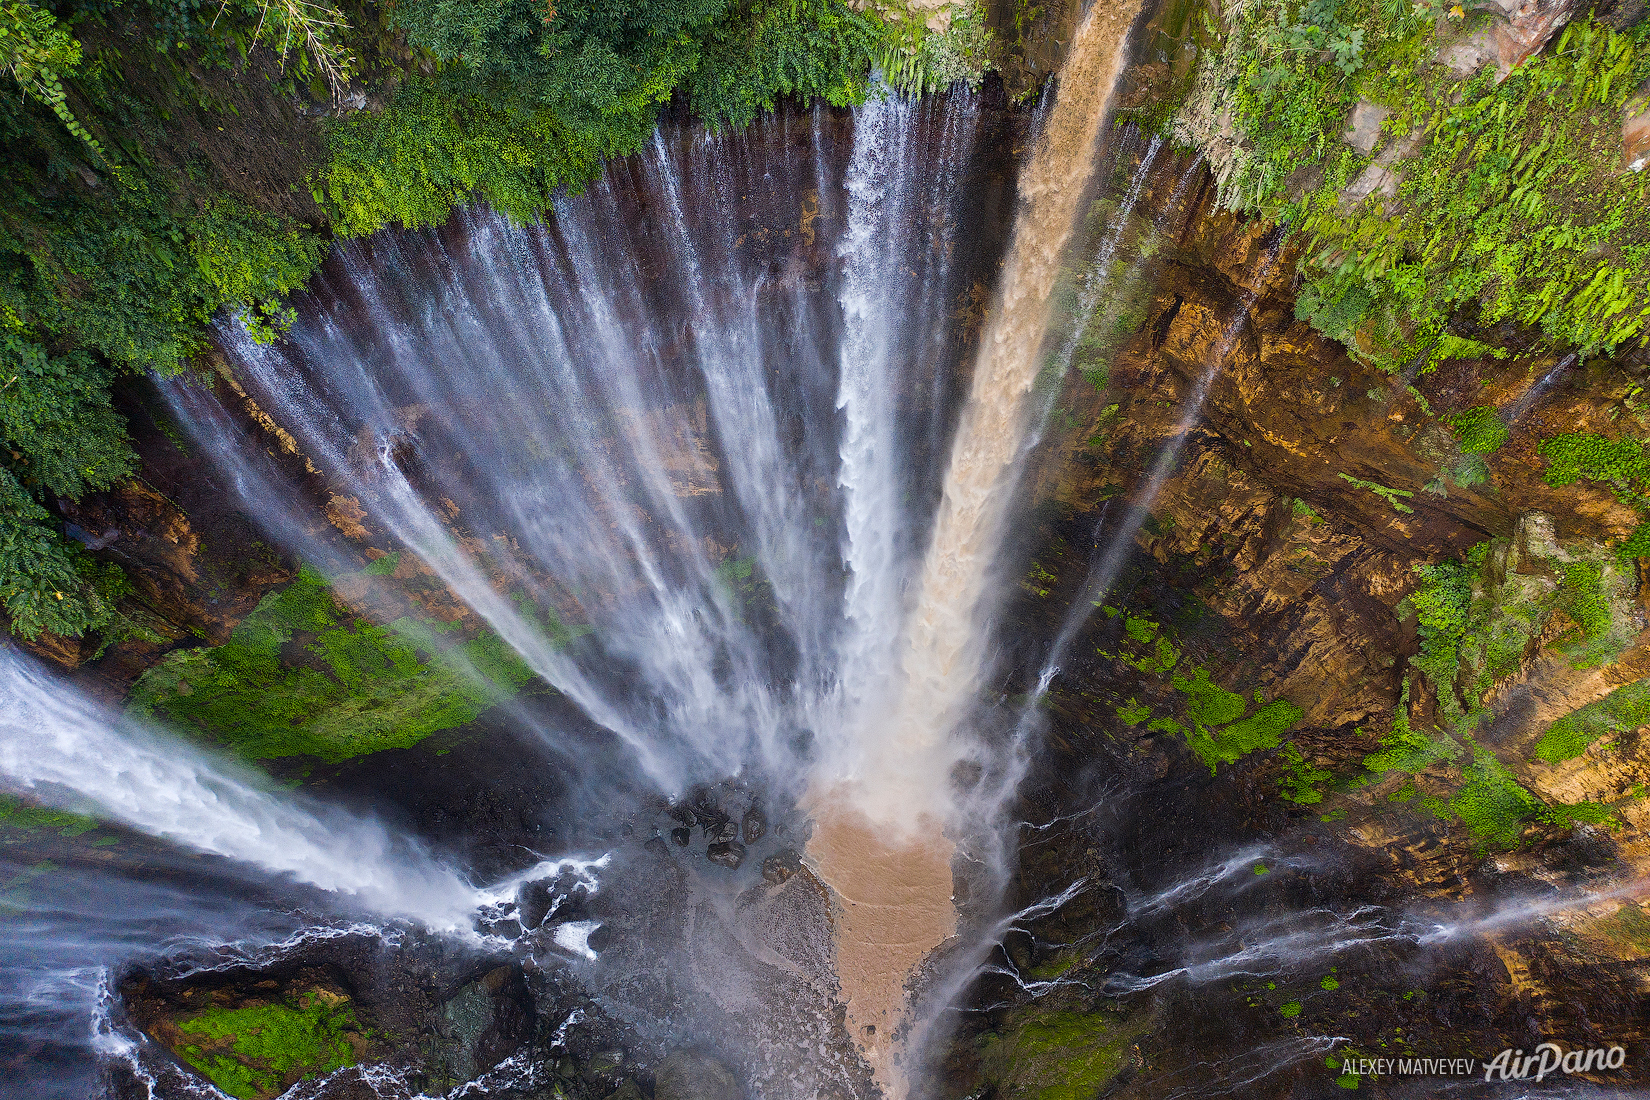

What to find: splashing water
left=0, top=647, right=481, bottom=930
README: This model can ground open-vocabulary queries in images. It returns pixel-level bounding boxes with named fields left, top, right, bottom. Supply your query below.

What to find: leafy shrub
left=1405, top=556, right=1473, bottom=701
left=1450, top=406, right=1509, bottom=455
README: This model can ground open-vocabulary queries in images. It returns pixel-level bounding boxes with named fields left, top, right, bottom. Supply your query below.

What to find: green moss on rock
left=975, top=1008, right=1147, bottom=1100
left=1450, top=407, right=1510, bottom=455
left=129, top=565, right=536, bottom=763
left=176, top=992, right=358, bottom=1099
left=1535, top=677, right=1650, bottom=762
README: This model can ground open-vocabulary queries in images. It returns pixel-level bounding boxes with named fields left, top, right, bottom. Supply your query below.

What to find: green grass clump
left=177, top=993, right=356, bottom=1099
left=1450, top=407, right=1510, bottom=455
left=1116, top=698, right=1152, bottom=726
left=1172, top=666, right=1248, bottom=727
left=129, top=565, right=535, bottom=762
left=1338, top=473, right=1415, bottom=513
left=1123, top=614, right=1159, bottom=643
left=1535, top=677, right=1650, bottom=762
left=0, top=795, right=97, bottom=837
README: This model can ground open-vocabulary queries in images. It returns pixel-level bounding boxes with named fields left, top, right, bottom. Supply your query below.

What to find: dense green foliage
left=177, top=992, right=357, bottom=1098
left=1193, top=0, right=1650, bottom=371
left=1404, top=555, right=1474, bottom=699
left=1449, top=406, right=1509, bottom=454
left=129, top=564, right=534, bottom=761
left=318, top=0, right=898, bottom=234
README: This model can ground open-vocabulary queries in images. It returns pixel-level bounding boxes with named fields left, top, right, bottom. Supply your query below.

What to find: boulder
left=707, top=841, right=746, bottom=869
left=654, top=1050, right=743, bottom=1100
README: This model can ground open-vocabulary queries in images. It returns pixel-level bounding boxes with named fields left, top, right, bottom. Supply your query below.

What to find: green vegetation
left=1445, top=748, right=1544, bottom=848
left=176, top=992, right=358, bottom=1099
left=1368, top=536, right=1638, bottom=846
left=1277, top=740, right=1332, bottom=803
left=1184, top=0, right=1650, bottom=371
left=1535, top=676, right=1650, bottom=762
left=0, top=0, right=990, bottom=643
left=974, top=1008, right=1147, bottom=1100
left=1116, top=698, right=1152, bottom=726
left=1101, top=607, right=1304, bottom=772
left=1450, top=407, right=1509, bottom=455
left=129, top=564, right=535, bottom=762
left=1538, top=431, right=1650, bottom=561
left=1278, top=1000, right=1302, bottom=1018
left=1404, top=555, right=1474, bottom=706
left=0, top=793, right=97, bottom=837
left=1337, top=473, right=1414, bottom=514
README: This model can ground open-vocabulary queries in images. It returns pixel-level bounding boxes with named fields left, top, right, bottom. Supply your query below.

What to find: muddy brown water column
left=807, top=1, right=1147, bottom=1094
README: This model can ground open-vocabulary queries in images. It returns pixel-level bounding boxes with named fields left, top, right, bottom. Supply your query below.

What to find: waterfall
left=831, top=89, right=981, bottom=775
left=0, top=647, right=479, bottom=930
left=7, top=46, right=1153, bottom=1090
left=807, top=2, right=1148, bottom=1090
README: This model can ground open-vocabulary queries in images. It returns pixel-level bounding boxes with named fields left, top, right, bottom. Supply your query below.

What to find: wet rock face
left=965, top=140, right=1650, bottom=1098
left=432, top=965, right=535, bottom=1084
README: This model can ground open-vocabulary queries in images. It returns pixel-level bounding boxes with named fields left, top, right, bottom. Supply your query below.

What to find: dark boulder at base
left=432, top=964, right=535, bottom=1085
left=761, top=849, right=801, bottom=884
left=741, top=806, right=766, bottom=843
left=707, top=841, right=746, bottom=869
left=671, top=826, right=692, bottom=847
left=654, top=1050, right=744, bottom=1100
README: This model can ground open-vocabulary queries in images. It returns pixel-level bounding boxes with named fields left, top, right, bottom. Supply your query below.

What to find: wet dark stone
left=654, top=1050, right=743, bottom=1100
left=761, top=848, right=801, bottom=884
left=707, top=820, right=740, bottom=844
left=741, top=806, right=766, bottom=843
left=644, top=835, right=670, bottom=856
left=518, top=879, right=556, bottom=929
left=1004, top=928, right=1035, bottom=972
left=671, top=827, right=692, bottom=847
left=434, top=964, right=535, bottom=1084
left=707, top=841, right=746, bottom=870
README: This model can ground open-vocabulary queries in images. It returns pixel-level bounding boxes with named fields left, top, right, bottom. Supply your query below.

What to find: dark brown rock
left=707, top=841, right=746, bottom=870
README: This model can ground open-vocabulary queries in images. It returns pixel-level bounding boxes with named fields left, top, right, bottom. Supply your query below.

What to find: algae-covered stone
left=431, top=965, right=535, bottom=1085
left=975, top=1007, right=1147, bottom=1100
left=167, top=988, right=363, bottom=1100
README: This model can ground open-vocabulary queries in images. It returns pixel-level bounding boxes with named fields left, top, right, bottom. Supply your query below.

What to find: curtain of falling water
left=142, top=98, right=986, bottom=1097
left=182, top=100, right=982, bottom=809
